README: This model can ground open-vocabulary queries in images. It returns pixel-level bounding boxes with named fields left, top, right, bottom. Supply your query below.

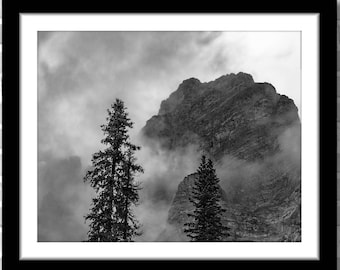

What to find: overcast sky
left=38, top=31, right=301, bottom=241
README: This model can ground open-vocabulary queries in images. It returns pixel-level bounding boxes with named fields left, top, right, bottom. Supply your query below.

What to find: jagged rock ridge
left=142, top=72, right=301, bottom=241
left=142, top=72, right=299, bottom=162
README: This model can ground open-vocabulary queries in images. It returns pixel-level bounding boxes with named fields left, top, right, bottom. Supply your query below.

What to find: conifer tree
left=119, top=143, right=143, bottom=241
left=184, top=155, right=229, bottom=241
left=84, top=98, right=143, bottom=242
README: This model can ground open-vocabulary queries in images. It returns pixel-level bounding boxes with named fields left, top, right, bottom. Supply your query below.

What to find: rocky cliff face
left=142, top=72, right=299, bottom=162
left=142, top=72, right=301, bottom=241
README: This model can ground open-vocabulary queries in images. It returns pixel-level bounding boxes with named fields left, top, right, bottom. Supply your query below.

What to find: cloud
left=215, top=120, right=301, bottom=204
left=38, top=31, right=300, bottom=160
left=133, top=142, right=200, bottom=241
left=38, top=156, right=93, bottom=241
left=216, top=32, right=301, bottom=115
left=38, top=31, right=301, bottom=241
left=38, top=31, right=223, bottom=160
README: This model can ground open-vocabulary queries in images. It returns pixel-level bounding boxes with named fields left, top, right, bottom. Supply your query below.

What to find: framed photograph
left=3, top=1, right=336, bottom=268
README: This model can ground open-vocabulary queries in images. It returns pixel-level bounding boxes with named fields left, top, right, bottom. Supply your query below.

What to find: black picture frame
left=2, top=0, right=337, bottom=268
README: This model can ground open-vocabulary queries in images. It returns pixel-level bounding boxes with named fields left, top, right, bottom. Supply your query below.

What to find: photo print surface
left=38, top=31, right=301, bottom=242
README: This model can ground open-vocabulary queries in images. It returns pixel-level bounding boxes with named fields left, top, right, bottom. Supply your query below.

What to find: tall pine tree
left=184, top=155, right=229, bottom=241
left=84, top=98, right=143, bottom=242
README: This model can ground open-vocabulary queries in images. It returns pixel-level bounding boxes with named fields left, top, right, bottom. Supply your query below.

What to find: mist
left=38, top=111, right=300, bottom=242
left=38, top=31, right=301, bottom=241
left=133, top=141, right=201, bottom=241
left=216, top=120, right=301, bottom=205
left=38, top=156, right=93, bottom=241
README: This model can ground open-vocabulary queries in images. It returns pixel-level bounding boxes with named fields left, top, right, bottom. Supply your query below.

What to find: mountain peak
left=206, top=72, right=254, bottom=90
left=143, top=72, right=300, bottom=161
left=157, top=72, right=256, bottom=116
left=181, top=77, right=201, bottom=86
left=142, top=72, right=301, bottom=242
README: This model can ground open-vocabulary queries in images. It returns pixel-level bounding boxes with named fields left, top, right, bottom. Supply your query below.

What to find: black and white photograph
left=38, top=30, right=301, bottom=243
left=13, top=12, right=328, bottom=262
